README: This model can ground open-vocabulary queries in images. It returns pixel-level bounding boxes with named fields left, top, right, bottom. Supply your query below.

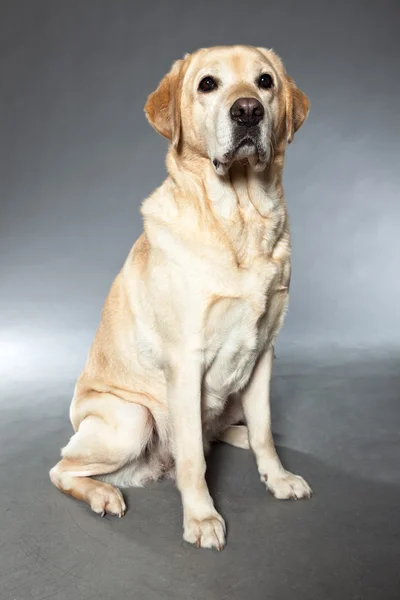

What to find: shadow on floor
left=1, top=440, right=399, bottom=600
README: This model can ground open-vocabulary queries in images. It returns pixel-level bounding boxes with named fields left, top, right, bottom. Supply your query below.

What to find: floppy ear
left=144, top=59, right=185, bottom=149
left=285, top=76, right=310, bottom=144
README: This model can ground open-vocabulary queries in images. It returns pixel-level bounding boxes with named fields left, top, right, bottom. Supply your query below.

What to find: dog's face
left=145, top=46, right=309, bottom=175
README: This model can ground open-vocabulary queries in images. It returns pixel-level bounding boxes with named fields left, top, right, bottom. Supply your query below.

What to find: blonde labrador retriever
left=50, top=45, right=312, bottom=550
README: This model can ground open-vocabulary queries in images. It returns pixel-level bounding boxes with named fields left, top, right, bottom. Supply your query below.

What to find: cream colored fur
left=50, top=45, right=312, bottom=550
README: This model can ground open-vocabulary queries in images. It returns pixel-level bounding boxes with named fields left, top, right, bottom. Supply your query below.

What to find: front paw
left=183, top=512, right=226, bottom=550
left=263, top=471, right=312, bottom=500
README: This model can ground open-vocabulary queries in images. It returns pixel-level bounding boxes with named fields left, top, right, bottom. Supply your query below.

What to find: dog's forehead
left=187, top=46, right=280, bottom=79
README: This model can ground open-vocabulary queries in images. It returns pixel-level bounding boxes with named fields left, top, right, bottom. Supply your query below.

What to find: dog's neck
left=162, top=146, right=289, bottom=264
left=166, top=145, right=286, bottom=220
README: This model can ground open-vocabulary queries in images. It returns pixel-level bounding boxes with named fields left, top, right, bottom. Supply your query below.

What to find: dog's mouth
left=228, top=129, right=260, bottom=159
left=212, top=132, right=268, bottom=175
left=234, top=137, right=257, bottom=153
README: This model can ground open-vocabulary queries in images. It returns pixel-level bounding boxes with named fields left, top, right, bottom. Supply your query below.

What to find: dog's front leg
left=167, top=355, right=226, bottom=550
left=242, top=346, right=312, bottom=500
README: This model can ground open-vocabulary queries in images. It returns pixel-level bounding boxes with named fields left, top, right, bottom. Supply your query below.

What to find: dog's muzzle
left=212, top=97, right=268, bottom=175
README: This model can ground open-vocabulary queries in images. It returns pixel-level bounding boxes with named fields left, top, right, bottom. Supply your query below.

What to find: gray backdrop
left=1, top=2, right=399, bottom=600
left=2, top=0, right=399, bottom=352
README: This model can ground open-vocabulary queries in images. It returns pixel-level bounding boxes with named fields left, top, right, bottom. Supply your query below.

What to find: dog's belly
left=202, top=288, right=288, bottom=422
left=204, top=337, right=257, bottom=401
left=203, top=298, right=269, bottom=405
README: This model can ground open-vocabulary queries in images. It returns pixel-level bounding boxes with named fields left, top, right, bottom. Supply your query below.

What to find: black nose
left=230, top=97, right=264, bottom=126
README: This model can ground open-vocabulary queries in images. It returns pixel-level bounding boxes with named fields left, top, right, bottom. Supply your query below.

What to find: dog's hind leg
left=218, top=425, right=250, bottom=449
left=49, top=394, right=153, bottom=516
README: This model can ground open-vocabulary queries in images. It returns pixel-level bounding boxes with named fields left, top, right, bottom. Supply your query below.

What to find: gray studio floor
left=1, top=346, right=399, bottom=600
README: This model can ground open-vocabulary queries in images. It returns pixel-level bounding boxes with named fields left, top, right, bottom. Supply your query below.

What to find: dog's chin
left=234, top=139, right=258, bottom=158
left=212, top=140, right=269, bottom=176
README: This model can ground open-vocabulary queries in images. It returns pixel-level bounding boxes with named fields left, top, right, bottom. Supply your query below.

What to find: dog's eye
left=198, top=76, right=218, bottom=93
left=258, top=74, right=274, bottom=90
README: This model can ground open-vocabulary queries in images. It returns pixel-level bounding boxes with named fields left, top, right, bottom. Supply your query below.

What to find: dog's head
left=145, top=46, right=309, bottom=175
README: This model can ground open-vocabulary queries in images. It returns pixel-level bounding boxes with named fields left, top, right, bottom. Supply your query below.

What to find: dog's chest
left=202, top=263, right=286, bottom=405
left=200, top=194, right=289, bottom=411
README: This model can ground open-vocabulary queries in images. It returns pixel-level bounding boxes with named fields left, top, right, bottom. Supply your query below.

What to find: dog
left=50, top=45, right=312, bottom=550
